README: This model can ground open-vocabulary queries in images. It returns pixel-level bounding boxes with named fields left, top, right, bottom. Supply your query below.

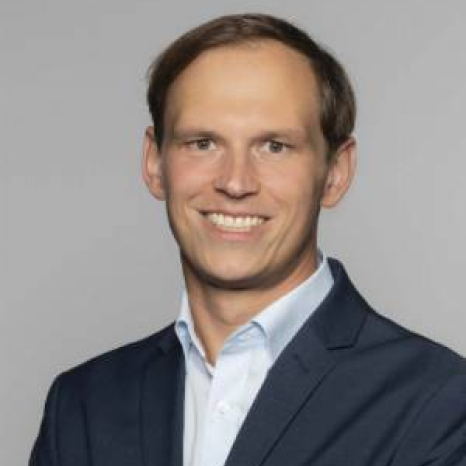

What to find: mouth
left=201, top=212, right=269, bottom=232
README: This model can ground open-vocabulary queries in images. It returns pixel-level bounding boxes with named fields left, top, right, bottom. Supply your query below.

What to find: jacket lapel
left=140, top=329, right=185, bottom=466
left=224, top=259, right=369, bottom=466
left=224, top=327, right=336, bottom=466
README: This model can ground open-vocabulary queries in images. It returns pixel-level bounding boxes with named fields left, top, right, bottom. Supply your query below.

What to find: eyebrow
left=171, top=128, right=222, bottom=142
left=254, top=130, right=306, bottom=142
left=171, top=128, right=306, bottom=143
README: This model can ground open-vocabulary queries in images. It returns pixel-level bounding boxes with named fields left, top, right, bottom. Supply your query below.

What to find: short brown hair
left=146, top=13, right=356, bottom=159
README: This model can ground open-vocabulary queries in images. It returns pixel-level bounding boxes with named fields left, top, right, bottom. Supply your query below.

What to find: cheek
left=164, top=158, right=209, bottom=199
left=264, top=162, right=323, bottom=208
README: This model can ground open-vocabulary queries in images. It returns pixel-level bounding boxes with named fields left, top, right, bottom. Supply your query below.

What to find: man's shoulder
left=56, top=322, right=179, bottom=394
left=324, top=258, right=465, bottom=374
left=357, top=305, right=466, bottom=384
left=362, top=312, right=466, bottom=463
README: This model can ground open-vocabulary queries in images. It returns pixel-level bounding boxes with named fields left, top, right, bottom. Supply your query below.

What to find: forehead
left=164, top=40, right=322, bottom=135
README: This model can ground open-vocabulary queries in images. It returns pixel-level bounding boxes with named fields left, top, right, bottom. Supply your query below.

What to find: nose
left=213, top=150, right=260, bottom=199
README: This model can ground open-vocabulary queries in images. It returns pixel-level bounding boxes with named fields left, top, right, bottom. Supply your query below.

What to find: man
left=30, top=13, right=466, bottom=466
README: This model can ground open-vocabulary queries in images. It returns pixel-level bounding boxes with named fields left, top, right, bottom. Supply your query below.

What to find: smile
left=204, top=212, right=266, bottom=231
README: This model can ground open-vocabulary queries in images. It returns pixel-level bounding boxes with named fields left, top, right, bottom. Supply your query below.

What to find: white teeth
left=225, top=215, right=234, bottom=227
left=205, top=213, right=265, bottom=230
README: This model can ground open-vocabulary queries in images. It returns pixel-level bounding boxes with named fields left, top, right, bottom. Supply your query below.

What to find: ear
left=142, top=126, right=166, bottom=200
left=321, top=137, right=357, bottom=208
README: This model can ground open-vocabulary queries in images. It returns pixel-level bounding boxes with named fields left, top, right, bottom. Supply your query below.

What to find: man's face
left=144, top=40, right=353, bottom=291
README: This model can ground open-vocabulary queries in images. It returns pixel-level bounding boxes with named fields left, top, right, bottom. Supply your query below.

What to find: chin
left=186, top=257, right=264, bottom=290
left=202, top=263, right=259, bottom=288
left=205, top=273, right=264, bottom=291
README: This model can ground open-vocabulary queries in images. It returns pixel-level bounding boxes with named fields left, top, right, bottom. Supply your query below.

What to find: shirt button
left=217, top=401, right=230, bottom=415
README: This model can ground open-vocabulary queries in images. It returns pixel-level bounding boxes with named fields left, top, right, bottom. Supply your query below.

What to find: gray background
left=2, top=0, right=466, bottom=464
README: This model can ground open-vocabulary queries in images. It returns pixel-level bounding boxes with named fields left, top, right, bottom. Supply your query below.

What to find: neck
left=181, top=251, right=319, bottom=365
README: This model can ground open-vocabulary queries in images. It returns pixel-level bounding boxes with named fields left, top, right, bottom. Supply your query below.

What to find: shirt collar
left=252, top=251, right=333, bottom=360
left=175, top=293, right=206, bottom=362
left=174, top=250, right=334, bottom=363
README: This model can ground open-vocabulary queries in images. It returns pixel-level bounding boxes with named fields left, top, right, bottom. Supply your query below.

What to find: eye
left=263, top=140, right=291, bottom=154
left=186, top=138, right=215, bottom=151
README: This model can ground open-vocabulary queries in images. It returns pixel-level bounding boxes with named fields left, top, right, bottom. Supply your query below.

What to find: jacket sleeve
left=29, top=375, right=63, bottom=466
left=392, top=368, right=466, bottom=466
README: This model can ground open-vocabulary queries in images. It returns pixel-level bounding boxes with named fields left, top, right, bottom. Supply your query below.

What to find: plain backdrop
left=2, top=1, right=466, bottom=464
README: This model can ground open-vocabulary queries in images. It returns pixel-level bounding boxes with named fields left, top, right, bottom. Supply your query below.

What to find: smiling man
left=30, top=13, right=466, bottom=466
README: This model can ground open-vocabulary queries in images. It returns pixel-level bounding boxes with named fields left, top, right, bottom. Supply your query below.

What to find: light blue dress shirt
left=174, top=252, right=334, bottom=466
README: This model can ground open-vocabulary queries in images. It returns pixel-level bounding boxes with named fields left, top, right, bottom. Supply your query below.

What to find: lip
left=198, top=210, right=270, bottom=241
left=199, top=209, right=271, bottom=220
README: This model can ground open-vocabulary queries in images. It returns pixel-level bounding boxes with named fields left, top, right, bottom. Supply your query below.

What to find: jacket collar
left=309, top=258, right=369, bottom=350
left=141, top=330, right=184, bottom=466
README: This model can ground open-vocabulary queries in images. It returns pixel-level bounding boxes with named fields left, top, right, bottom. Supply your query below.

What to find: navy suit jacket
left=30, top=259, right=466, bottom=466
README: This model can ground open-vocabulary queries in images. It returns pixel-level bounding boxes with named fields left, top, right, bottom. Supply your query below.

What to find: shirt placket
left=198, top=346, right=251, bottom=466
